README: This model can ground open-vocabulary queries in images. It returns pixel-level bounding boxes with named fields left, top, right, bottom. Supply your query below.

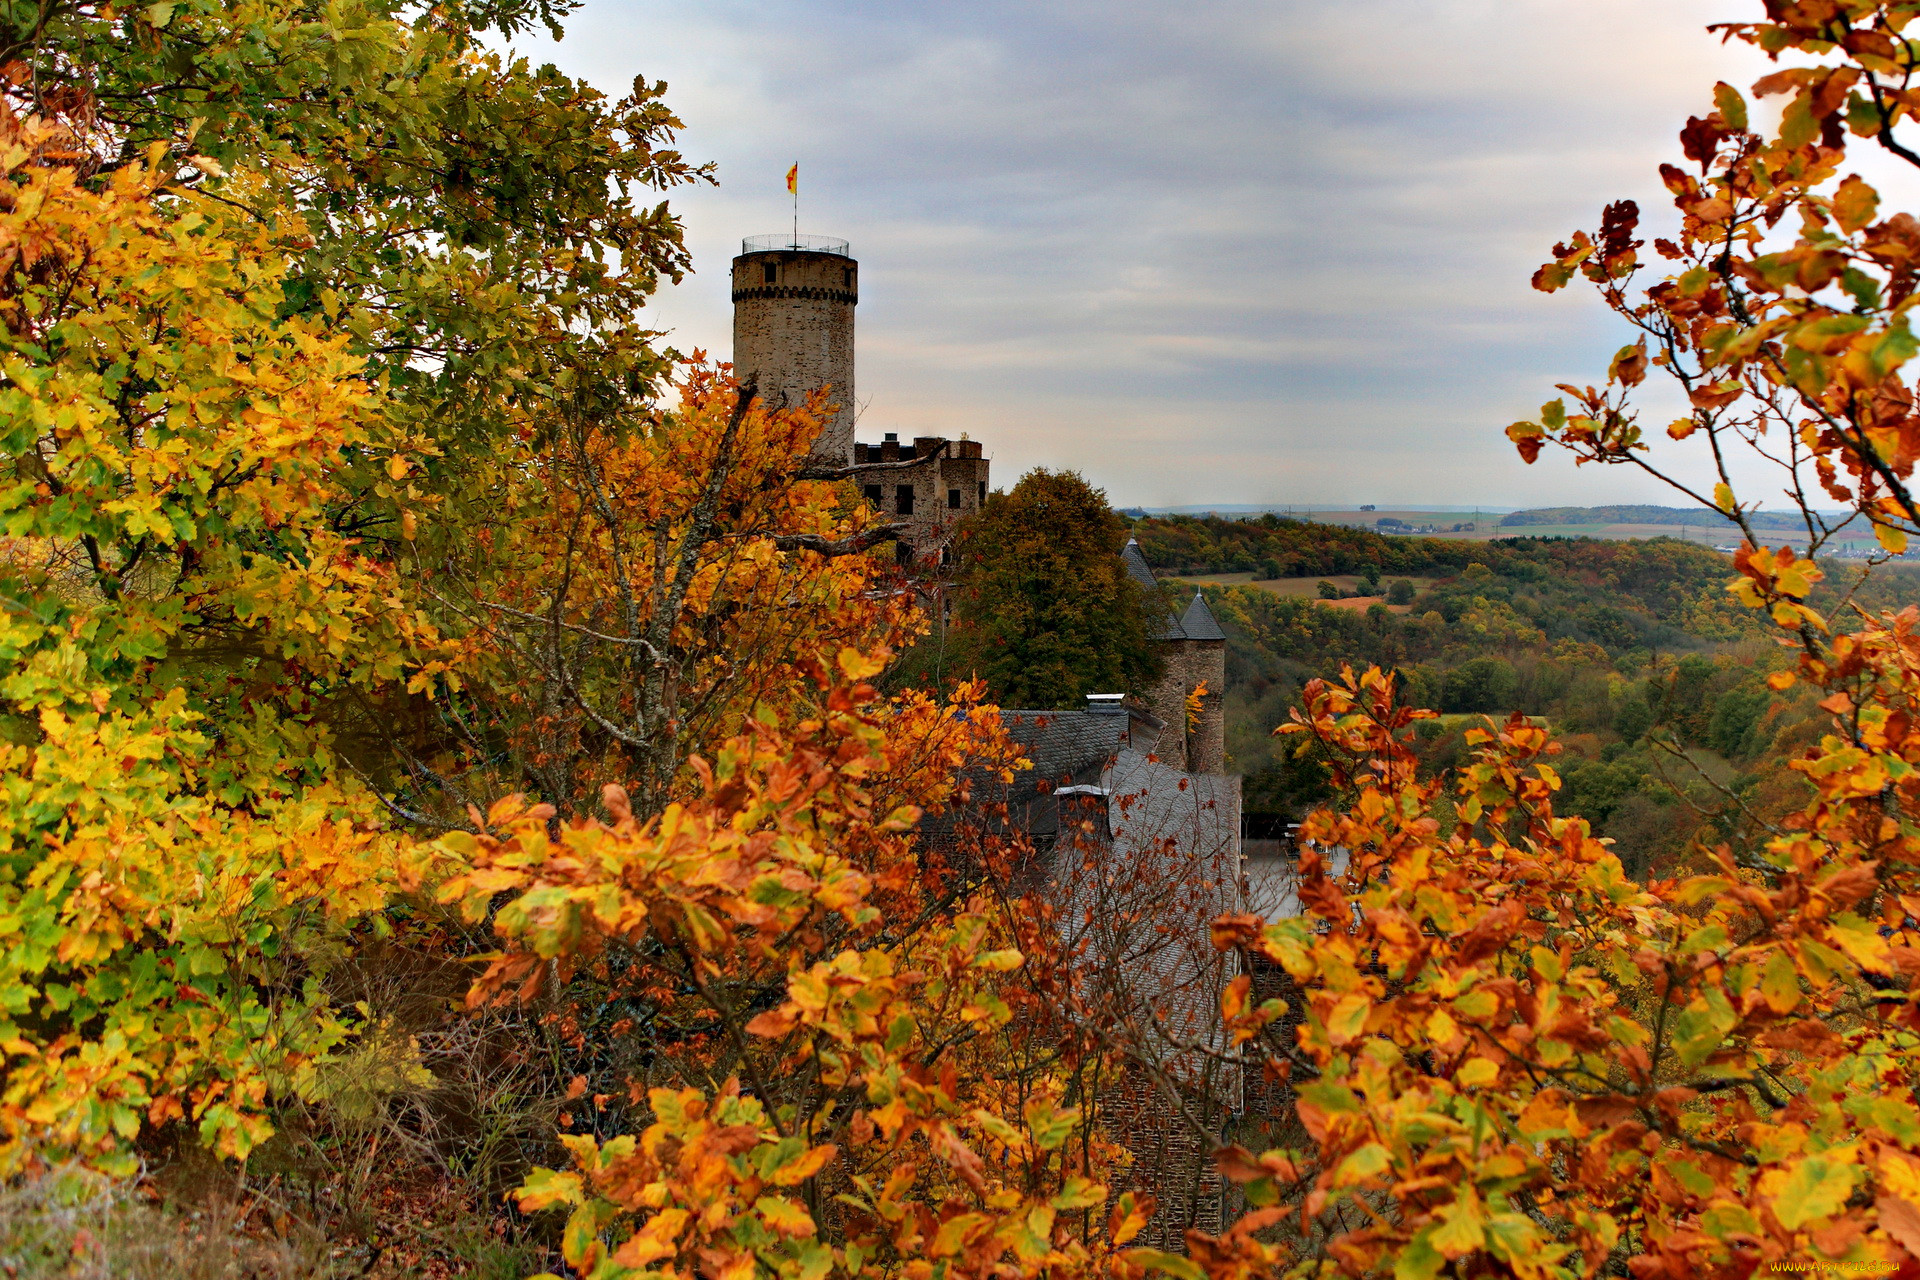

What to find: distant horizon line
left=1123, top=503, right=1845, bottom=517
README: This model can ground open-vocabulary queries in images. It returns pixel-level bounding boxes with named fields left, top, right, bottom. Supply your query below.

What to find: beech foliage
left=24, top=3, right=1920, bottom=1279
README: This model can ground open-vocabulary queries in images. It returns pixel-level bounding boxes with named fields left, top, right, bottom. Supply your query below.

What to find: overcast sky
left=502, top=1, right=1850, bottom=510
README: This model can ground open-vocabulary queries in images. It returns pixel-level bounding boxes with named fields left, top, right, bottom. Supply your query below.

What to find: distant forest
left=1127, top=512, right=1920, bottom=879
left=1498, top=504, right=1811, bottom=529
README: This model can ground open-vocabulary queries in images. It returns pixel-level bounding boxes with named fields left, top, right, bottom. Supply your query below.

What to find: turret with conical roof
left=1123, top=539, right=1227, bottom=773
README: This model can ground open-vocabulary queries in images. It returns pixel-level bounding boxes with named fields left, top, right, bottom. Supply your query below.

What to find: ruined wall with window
left=853, top=432, right=990, bottom=565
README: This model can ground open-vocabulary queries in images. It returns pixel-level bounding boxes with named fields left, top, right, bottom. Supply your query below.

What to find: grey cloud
left=507, top=0, right=1786, bottom=507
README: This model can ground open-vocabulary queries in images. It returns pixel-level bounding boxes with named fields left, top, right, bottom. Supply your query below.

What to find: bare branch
left=795, top=439, right=948, bottom=481
left=770, top=524, right=909, bottom=557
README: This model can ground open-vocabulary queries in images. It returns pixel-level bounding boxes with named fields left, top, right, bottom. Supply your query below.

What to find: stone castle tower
left=731, top=235, right=858, bottom=467
left=730, top=233, right=989, bottom=564
left=1123, top=539, right=1226, bottom=773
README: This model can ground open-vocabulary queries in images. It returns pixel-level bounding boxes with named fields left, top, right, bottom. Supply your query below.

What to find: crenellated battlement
left=732, top=235, right=991, bottom=573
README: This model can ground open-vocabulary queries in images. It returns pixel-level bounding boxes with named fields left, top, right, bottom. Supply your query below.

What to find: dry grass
left=0, top=1170, right=344, bottom=1280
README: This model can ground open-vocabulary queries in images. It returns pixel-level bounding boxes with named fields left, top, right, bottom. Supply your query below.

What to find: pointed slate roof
left=1123, top=539, right=1188, bottom=640
left=1178, top=590, right=1226, bottom=642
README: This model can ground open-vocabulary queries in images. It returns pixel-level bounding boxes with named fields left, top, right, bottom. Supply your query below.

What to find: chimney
left=1085, top=693, right=1126, bottom=715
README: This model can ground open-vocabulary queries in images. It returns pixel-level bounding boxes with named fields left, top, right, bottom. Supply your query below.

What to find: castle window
left=978, top=481, right=987, bottom=505
left=762, top=263, right=777, bottom=284
left=894, top=541, right=912, bottom=567
left=843, top=268, right=853, bottom=288
left=947, top=488, right=961, bottom=509
left=863, top=484, right=883, bottom=506
left=896, top=485, right=914, bottom=516
left=940, top=545, right=952, bottom=566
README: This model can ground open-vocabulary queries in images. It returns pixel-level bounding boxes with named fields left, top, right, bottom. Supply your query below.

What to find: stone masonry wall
left=1102, top=1067, right=1226, bottom=1250
left=853, top=437, right=990, bottom=564
left=1143, top=639, right=1226, bottom=774
left=732, top=250, right=857, bottom=466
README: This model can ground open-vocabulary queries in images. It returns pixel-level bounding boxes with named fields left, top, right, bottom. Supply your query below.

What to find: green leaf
left=1394, top=1227, right=1445, bottom=1280
left=1657, top=1156, right=1716, bottom=1198
left=1782, top=92, right=1818, bottom=148
left=1051, top=1175, right=1105, bottom=1211
left=1123, top=1249, right=1206, bottom=1280
left=1700, top=1202, right=1761, bottom=1241
left=1871, top=319, right=1920, bottom=377
left=1024, top=1098, right=1080, bottom=1151
left=1680, top=924, right=1728, bottom=958
left=1332, top=1142, right=1392, bottom=1188
left=1760, top=949, right=1801, bottom=1012
left=1714, top=81, right=1749, bottom=131
left=1671, top=986, right=1738, bottom=1068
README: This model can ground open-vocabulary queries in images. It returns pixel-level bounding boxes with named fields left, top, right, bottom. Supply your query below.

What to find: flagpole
left=792, top=161, right=798, bottom=248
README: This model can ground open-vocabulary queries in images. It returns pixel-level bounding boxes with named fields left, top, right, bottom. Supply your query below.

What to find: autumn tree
left=1189, top=5, right=1920, bottom=1277
left=944, top=468, right=1163, bottom=708
left=0, top=18, right=1172, bottom=1280
left=0, top=0, right=722, bottom=1179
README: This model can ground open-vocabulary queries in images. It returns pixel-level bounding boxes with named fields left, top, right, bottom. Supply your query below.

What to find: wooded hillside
left=1131, top=514, right=1919, bottom=877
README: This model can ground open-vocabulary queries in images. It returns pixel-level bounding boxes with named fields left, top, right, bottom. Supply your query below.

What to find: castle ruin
left=732, top=234, right=987, bottom=565
left=733, top=226, right=1246, bottom=1250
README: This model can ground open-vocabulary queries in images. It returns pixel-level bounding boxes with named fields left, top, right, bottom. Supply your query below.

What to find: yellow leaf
left=515, top=1167, right=583, bottom=1211
left=1772, top=1156, right=1859, bottom=1230
left=1109, top=1192, right=1150, bottom=1246
left=1759, top=949, right=1800, bottom=1014
left=1326, top=992, right=1371, bottom=1045
left=1829, top=916, right=1893, bottom=973
left=755, top=1196, right=816, bottom=1238
left=836, top=647, right=885, bottom=681
left=1430, top=1193, right=1486, bottom=1259
left=1880, top=1149, right=1920, bottom=1205
left=1456, top=1058, right=1499, bottom=1088
left=931, top=1212, right=989, bottom=1257
left=768, top=1142, right=837, bottom=1186
left=1876, top=522, right=1908, bottom=554
left=1332, top=1143, right=1391, bottom=1188
left=1714, top=483, right=1736, bottom=514
left=610, top=1207, right=690, bottom=1267
left=387, top=455, right=408, bottom=480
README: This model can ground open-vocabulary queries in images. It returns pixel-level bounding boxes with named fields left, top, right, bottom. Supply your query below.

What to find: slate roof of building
left=996, top=709, right=1129, bottom=804
left=1124, top=539, right=1188, bottom=641
left=1123, top=539, right=1227, bottom=644
left=1105, top=749, right=1239, bottom=865
left=1177, top=591, right=1226, bottom=642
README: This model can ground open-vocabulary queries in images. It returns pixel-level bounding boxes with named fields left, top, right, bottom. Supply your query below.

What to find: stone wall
left=1101, top=1068, right=1226, bottom=1249
left=1142, top=639, right=1226, bottom=774
left=852, top=436, right=990, bottom=565
left=732, top=249, right=857, bottom=466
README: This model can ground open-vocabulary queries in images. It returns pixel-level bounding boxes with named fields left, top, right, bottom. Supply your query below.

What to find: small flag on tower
left=786, top=163, right=798, bottom=195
